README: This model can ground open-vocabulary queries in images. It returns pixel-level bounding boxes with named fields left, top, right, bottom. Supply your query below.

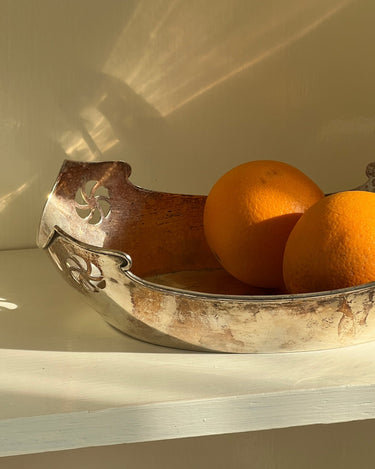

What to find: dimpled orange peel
left=203, top=160, right=324, bottom=289
left=283, top=190, right=375, bottom=294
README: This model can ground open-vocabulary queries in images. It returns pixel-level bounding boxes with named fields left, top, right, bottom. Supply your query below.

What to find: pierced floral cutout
left=75, top=180, right=111, bottom=224
left=65, top=255, right=106, bottom=292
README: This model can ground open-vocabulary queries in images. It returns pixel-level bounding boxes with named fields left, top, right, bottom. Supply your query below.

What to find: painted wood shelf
left=1, top=249, right=375, bottom=457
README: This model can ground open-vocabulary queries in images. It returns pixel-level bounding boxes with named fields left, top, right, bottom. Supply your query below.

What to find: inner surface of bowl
left=39, top=159, right=278, bottom=296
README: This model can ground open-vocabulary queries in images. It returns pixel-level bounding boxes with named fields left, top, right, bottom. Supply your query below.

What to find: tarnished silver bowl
left=37, top=160, right=375, bottom=353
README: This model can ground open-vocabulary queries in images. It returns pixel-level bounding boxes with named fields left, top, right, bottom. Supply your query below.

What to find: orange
left=283, top=191, right=375, bottom=294
left=203, top=160, right=324, bottom=288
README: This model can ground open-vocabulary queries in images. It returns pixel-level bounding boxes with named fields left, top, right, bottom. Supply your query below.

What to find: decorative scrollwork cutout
left=65, top=255, right=106, bottom=292
left=75, top=180, right=111, bottom=225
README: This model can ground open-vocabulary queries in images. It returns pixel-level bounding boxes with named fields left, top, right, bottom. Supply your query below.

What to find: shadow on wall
left=57, top=0, right=375, bottom=196
left=0, top=0, right=140, bottom=249
left=1, top=0, right=375, bottom=250
left=57, top=72, right=167, bottom=186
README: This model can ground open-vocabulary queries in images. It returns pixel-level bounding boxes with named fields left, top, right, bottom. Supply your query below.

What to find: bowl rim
left=48, top=225, right=375, bottom=303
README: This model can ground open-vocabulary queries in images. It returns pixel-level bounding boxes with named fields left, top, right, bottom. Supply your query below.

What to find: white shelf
left=1, top=249, right=375, bottom=457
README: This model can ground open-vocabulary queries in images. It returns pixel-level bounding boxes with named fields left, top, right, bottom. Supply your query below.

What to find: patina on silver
left=37, top=160, right=375, bottom=353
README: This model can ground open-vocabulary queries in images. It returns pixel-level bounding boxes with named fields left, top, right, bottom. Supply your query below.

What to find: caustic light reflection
left=104, top=0, right=353, bottom=116
left=0, top=298, right=17, bottom=310
left=59, top=106, right=119, bottom=161
left=0, top=179, right=34, bottom=213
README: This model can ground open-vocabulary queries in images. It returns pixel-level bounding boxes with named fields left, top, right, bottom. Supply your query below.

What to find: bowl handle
left=352, top=162, right=375, bottom=192
left=37, top=159, right=132, bottom=249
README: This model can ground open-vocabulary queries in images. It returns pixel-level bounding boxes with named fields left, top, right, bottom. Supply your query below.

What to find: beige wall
left=1, top=0, right=375, bottom=249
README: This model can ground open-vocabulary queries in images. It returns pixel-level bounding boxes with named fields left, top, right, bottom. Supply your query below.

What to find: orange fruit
left=283, top=191, right=375, bottom=294
left=203, top=160, right=324, bottom=288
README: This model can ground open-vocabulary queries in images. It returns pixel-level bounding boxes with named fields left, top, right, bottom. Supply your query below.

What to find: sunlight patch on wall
left=59, top=106, right=120, bottom=161
left=103, top=0, right=353, bottom=116
left=0, top=179, right=34, bottom=214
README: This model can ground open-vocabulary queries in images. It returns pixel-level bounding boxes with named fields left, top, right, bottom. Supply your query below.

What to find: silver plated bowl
left=38, top=160, right=375, bottom=353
